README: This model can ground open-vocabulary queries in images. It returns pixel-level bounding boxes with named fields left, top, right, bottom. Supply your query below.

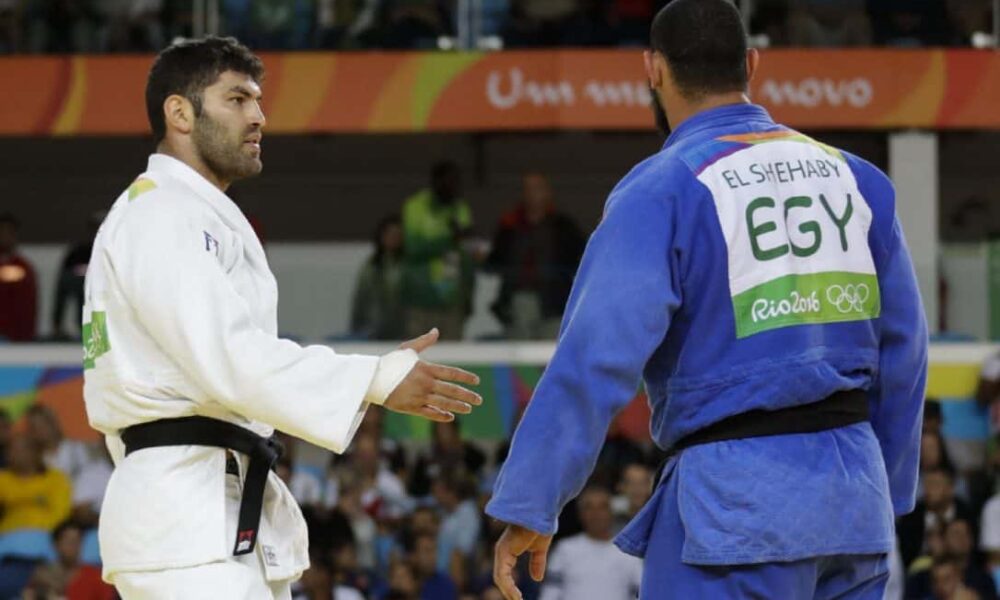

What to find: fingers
left=427, top=362, right=480, bottom=386
left=432, top=380, right=483, bottom=406
left=528, top=537, right=552, bottom=582
left=493, top=535, right=523, bottom=600
left=399, top=328, right=439, bottom=353
left=428, top=393, right=472, bottom=416
left=412, top=405, right=455, bottom=423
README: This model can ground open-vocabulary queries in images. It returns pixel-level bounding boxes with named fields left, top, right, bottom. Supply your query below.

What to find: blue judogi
left=486, top=104, right=927, bottom=598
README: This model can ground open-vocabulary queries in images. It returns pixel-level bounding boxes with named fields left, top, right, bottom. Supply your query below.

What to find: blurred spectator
left=947, top=519, right=998, bottom=599
left=382, top=0, right=449, bottom=49
left=921, top=430, right=969, bottom=500
left=538, top=486, right=642, bottom=600
left=349, top=433, right=413, bottom=519
left=385, top=558, right=421, bottom=599
left=246, top=0, right=314, bottom=49
left=908, top=519, right=998, bottom=599
left=560, top=0, right=616, bottom=46
left=504, top=0, right=578, bottom=46
left=409, top=532, right=459, bottom=600
left=485, top=172, right=585, bottom=340
left=52, top=210, right=104, bottom=341
left=333, top=468, right=379, bottom=572
left=25, top=404, right=91, bottom=486
left=899, top=466, right=977, bottom=569
left=926, top=399, right=945, bottom=434
left=352, top=215, right=407, bottom=340
left=410, top=420, right=486, bottom=497
left=945, top=0, right=994, bottom=45
left=869, top=0, right=953, bottom=46
left=29, top=0, right=102, bottom=53
left=432, top=472, right=481, bottom=584
left=911, top=522, right=950, bottom=578
left=101, top=0, right=163, bottom=52
left=69, top=443, right=112, bottom=530
left=0, top=0, right=21, bottom=52
left=401, top=161, right=474, bottom=340
left=315, top=0, right=382, bottom=48
left=0, top=407, right=10, bottom=468
left=750, top=0, right=793, bottom=46
left=612, top=462, right=652, bottom=533
left=329, top=537, right=384, bottom=597
left=978, top=437, right=1000, bottom=582
left=610, top=0, right=654, bottom=45
left=0, top=213, right=38, bottom=342
left=928, top=555, right=983, bottom=600
left=0, top=433, right=71, bottom=534
left=787, top=0, right=872, bottom=46
left=24, top=520, right=115, bottom=599
left=978, top=354, right=1000, bottom=432
left=272, top=431, right=326, bottom=510
left=294, top=550, right=368, bottom=600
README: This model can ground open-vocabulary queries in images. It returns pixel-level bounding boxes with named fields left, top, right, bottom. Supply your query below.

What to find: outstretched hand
left=383, top=328, right=482, bottom=422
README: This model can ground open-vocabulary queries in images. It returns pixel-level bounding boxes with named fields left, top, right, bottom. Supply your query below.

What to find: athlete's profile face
left=192, top=70, right=265, bottom=183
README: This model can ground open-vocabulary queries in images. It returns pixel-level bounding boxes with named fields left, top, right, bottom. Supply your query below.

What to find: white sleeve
left=111, top=199, right=378, bottom=453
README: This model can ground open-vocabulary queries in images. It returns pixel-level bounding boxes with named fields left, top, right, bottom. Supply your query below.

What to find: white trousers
left=112, top=552, right=293, bottom=599
left=112, top=460, right=297, bottom=599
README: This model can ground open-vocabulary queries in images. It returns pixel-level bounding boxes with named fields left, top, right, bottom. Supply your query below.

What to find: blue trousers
left=639, top=465, right=889, bottom=599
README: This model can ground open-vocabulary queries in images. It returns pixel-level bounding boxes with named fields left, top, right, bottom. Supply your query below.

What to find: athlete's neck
left=156, top=140, right=231, bottom=192
left=666, top=92, right=751, bottom=133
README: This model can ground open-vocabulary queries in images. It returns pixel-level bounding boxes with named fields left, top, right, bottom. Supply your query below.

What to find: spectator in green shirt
left=401, top=161, right=474, bottom=340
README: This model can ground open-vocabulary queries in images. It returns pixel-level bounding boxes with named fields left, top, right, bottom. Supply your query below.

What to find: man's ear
left=643, top=50, right=663, bottom=89
left=746, top=48, right=760, bottom=85
left=163, top=94, right=195, bottom=136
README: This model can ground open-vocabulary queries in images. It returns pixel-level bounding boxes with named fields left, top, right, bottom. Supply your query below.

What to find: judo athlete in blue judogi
left=487, top=1, right=928, bottom=598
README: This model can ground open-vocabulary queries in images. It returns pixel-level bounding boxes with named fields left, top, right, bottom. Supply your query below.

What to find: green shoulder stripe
left=128, top=177, right=157, bottom=201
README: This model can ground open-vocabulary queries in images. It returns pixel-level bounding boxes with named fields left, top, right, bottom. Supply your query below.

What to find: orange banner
left=1, top=49, right=998, bottom=135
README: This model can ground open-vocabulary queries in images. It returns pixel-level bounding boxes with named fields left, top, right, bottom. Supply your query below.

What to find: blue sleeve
left=852, top=157, right=929, bottom=517
left=485, top=163, right=682, bottom=535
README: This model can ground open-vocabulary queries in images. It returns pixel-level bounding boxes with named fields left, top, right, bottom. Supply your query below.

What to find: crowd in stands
left=0, top=0, right=994, bottom=54
left=0, top=400, right=657, bottom=599
left=10, top=385, right=1000, bottom=598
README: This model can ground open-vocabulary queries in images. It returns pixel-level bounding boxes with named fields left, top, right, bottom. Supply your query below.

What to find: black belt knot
left=120, top=416, right=283, bottom=556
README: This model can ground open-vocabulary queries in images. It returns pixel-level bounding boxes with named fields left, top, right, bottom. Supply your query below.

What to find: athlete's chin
left=236, top=157, right=263, bottom=179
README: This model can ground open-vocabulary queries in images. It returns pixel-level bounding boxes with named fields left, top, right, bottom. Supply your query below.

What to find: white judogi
left=83, top=153, right=416, bottom=595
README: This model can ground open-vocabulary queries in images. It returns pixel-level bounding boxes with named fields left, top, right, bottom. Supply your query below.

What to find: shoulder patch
left=127, top=178, right=157, bottom=201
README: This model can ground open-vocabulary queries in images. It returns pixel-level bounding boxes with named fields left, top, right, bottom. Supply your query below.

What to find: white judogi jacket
left=83, top=153, right=416, bottom=582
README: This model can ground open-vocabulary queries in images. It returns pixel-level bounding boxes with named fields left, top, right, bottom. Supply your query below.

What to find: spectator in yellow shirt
left=0, top=432, right=72, bottom=534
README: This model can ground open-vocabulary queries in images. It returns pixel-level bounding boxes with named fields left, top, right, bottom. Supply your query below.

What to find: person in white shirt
left=25, top=405, right=91, bottom=485
left=538, top=486, right=642, bottom=600
left=82, top=36, right=481, bottom=599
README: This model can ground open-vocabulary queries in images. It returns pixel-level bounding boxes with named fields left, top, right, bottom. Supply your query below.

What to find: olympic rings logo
left=825, top=284, right=870, bottom=313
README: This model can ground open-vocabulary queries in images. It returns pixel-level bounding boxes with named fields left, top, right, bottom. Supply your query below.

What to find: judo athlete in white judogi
left=82, top=37, right=482, bottom=599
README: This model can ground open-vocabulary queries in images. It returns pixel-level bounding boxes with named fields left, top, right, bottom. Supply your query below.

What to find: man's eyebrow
left=227, top=85, right=262, bottom=99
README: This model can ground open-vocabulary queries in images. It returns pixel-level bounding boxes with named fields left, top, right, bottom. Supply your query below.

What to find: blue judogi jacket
left=485, top=104, right=928, bottom=565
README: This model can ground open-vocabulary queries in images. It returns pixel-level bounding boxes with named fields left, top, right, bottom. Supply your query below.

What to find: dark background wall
left=3, top=130, right=890, bottom=243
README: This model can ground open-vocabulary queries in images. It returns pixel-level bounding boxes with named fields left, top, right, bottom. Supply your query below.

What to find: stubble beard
left=192, top=111, right=262, bottom=185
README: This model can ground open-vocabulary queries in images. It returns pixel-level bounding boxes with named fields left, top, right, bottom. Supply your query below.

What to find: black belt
left=120, top=416, right=284, bottom=556
left=655, top=388, right=868, bottom=482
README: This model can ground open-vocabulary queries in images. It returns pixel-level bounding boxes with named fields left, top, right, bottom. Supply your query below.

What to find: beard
left=649, top=87, right=671, bottom=138
left=192, top=111, right=262, bottom=184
